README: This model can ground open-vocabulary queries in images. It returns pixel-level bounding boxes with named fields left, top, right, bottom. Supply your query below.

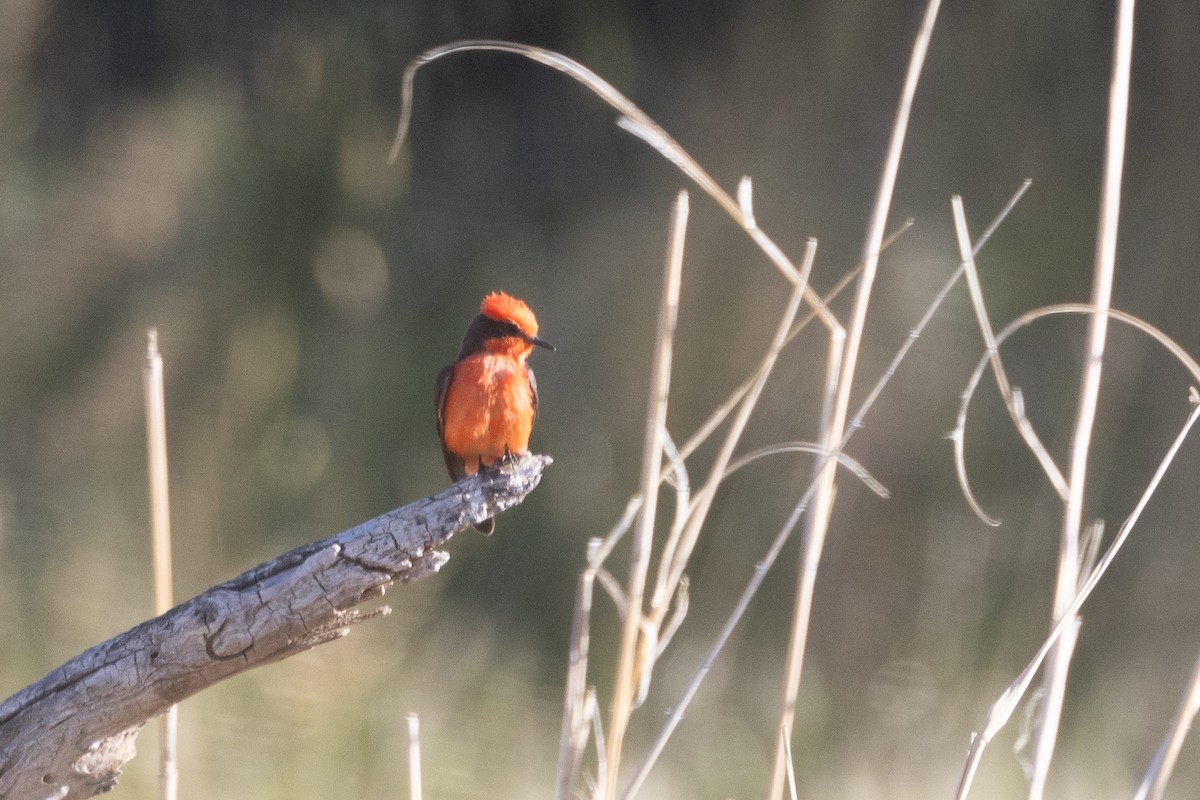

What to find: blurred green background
left=3, top=1, right=1200, bottom=798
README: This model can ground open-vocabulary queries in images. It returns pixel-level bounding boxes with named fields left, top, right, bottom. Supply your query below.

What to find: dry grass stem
left=654, top=240, right=817, bottom=616
left=1077, top=520, right=1104, bottom=582
left=1028, top=1, right=1136, bottom=794
left=604, top=191, right=689, bottom=798
left=954, top=306, right=1200, bottom=529
left=722, top=443, right=889, bottom=498
left=621, top=473, right=825, bottom=800
left=389, top=41, right=839, bottom=330
left=653, top=576, right=689, bottom=660
left=849, top=179, right=1031, bottom=463
left=772, top=317, right=842, bottom=800
left=955, top=392, right=1200, bottom=800
left=406, top=713, right=423, bottom=800
left=623, top=180, right=1030, bottom=799
left=781, top=725, right=799, bottom=800
left=142, top=330, right=178, bottom=800
left=768, top=1, right=942, bottom=793
left=675, top=219, right=912, bottom=467
left=557, top=551, right=598, bottom=800
left=589, top=691, right=607, bottom=800
left=1134, top=645, right=1200, bottom=800
left=592, top=498, right=642, bottom=569
left=649, top=432, right=692, bottom=610
left=951, top=195, right=1069, bottom=511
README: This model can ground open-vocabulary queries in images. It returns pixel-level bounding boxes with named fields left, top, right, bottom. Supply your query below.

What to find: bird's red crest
left=481, top=291, right=540, bottom=338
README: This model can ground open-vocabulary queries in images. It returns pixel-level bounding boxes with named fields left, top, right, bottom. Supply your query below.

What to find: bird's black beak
left=529, top=335, right=555, bottom=351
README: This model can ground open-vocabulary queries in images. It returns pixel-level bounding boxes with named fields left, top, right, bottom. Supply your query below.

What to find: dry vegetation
left=386, top=3, right=1200, bottom=798
left=4, top=1, right=1200, bottom=799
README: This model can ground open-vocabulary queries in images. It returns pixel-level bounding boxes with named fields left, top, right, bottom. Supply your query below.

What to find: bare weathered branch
left=0, top=453, right=551, bottom=800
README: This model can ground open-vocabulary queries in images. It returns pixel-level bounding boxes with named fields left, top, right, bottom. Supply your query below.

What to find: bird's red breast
left=436, top=292, right=552, bottom=534
left=440, top=351, right=537, bottom=474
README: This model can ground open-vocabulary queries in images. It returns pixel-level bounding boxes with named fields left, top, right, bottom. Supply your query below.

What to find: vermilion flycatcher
left=436, top=291, right=553, bottom=534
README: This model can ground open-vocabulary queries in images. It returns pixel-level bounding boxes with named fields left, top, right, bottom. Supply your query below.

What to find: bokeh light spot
left=313, top=226, right=389, bottom=317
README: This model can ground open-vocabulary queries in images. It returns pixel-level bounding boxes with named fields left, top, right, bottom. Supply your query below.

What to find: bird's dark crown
left=457, top=314, right=530, bottom=358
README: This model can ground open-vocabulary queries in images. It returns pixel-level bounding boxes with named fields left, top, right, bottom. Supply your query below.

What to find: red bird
left=436, top=291, right=553, bottom=534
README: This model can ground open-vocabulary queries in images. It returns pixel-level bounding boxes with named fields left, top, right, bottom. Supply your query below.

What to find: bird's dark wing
left=528, top=365, right=539, bottom=420
left=435, top=364, right=466, bottom=482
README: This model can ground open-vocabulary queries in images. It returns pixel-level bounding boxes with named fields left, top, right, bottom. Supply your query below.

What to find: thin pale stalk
left=604, top=191, right=688, bottom=798
left=406, top=713, right=422, bottom=800
left=590, top=497, right=643, bottom=569
left=648, top=433, right=692, bottom=613
left=653, top=577, right=689, bottom=659
left=768, top=2, right=942, bottom=795
left=625, top=182, right=1030, bottom=799
left=656, top=240, right=817, bottom=613
left=389, top=41, right=838, bottom=330
left=620, top=475, right=824, bottom=800
left=1077, top=520, right=1104, bottom=582
left=768, top=315, right=843, bottom=800
left=1134, top=645, right=1200, bottom=800
left=955, top=397, right=1200, bottom=800
left=590, top=691, right=607, bottom=800
left=1029, top=2, right=1135, bottom=795
left=951, top=196, right=1068, bottom=501
left=853, top=178, right=1031, bottom=526
left=557, top=545, right=598, bottom=800
left=675, top=219, right=913, bottom=467
left=143, top=330, right=177, bottom=800
left=596, top=568, right=628, bottom=616
left=821, top=0, right=944, bottom=469
left=781, top=725, right=799, bottom=800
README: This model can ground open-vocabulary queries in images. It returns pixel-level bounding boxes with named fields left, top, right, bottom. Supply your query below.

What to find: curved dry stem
left=956, top=393, right=1200, bottom=800
left=721, top=441, right=890, bottom=499
left=953, top=304, right=1200, bottom=526
left=845, top=179, right=1032, bottom=526
left=388, top=40, right=839, bottom=329
left=951, top=196, right=1069, bottom=502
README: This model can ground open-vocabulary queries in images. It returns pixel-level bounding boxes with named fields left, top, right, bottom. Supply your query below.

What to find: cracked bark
left=0, top=453, right=551, bottom=800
